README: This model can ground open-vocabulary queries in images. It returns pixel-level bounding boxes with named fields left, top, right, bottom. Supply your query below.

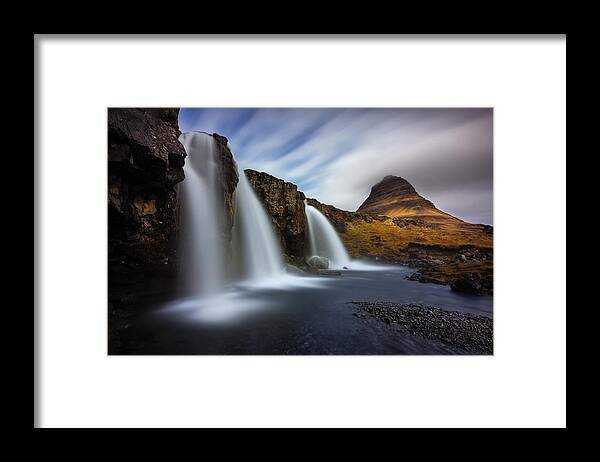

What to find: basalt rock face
left=244, top=169, right=307, bottom=262
left=108, top=108, right=186, bottom=282
left=211, top=133, right=239, bottom=260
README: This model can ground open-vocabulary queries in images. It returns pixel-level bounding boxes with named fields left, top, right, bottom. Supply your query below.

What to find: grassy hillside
left=342, top=217, right=492, bottom=261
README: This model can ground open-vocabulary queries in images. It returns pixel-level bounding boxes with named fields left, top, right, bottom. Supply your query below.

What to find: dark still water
left=111, top=265, right=493, bottom=355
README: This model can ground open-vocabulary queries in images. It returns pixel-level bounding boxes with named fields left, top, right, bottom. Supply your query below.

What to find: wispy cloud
left=179, top=108, right=493, bottom=224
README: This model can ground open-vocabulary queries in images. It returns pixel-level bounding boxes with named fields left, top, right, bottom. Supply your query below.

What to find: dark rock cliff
left=108, top=108, right=186, bottom=282
left=209, top=133, right=239, bottom=264
left=244, top=169, right=307, bottom=263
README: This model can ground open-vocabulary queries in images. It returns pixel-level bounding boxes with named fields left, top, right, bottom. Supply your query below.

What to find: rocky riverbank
left=405, top=246, right=493, bottom=295
left=351, top=301, right=493, bottom=354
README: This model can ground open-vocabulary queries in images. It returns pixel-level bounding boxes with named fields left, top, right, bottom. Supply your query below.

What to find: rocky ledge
left=406, top=269, right=493, bottom=296
left=351, top=301, right=493, bottom=354
left=405, top=246, right=493, bottom=295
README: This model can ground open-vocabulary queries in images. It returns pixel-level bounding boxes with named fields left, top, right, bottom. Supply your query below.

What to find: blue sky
left=179, top=108, right=493, bottom=224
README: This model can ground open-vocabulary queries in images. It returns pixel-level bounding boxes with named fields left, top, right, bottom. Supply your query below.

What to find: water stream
left=233, top=169, right=284, bottom=283
left=305, top=203, right=353, bottom=269
left=178, top=132, right=224, bottom=296
left=177, top=131, right=290, bottom=309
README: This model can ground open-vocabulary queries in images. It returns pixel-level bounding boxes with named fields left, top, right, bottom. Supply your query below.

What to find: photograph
left=36, top=34, right=566, bottom=429
left=108, top=107, right=494, bottom=355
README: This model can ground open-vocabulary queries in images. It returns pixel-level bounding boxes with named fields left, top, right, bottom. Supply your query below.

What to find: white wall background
left=36, top=35, right=566, bottom=428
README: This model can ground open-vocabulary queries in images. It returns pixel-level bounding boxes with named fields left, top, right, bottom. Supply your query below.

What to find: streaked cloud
left=179, top=108, right=493, bottom=224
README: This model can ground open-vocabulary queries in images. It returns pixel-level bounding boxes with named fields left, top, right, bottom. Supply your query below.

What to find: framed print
left=35, top=34, right=566, bottom=428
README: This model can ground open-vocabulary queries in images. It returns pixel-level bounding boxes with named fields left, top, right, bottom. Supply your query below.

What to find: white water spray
left=305, top=203, right=351, bottom=269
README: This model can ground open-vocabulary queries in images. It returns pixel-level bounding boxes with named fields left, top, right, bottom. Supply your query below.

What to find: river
left=111, top=264, right=492, bottom=355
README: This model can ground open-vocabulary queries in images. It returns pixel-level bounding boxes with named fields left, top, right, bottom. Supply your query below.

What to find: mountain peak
left=357, top=175, right=460, bottom=224
left=373, top=175, right=416, bottom=194
left=381, top=174, right=405, bottom=182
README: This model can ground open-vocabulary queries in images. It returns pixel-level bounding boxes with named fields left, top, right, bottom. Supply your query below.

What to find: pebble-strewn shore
left=351, top=301, right=493, bottom=354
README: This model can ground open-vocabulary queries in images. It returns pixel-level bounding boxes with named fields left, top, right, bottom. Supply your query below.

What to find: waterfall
left=233, top=168, right=284, bottom=282
left=179, top=130, right=285, bottom=297
left=178, top=132, right=224, bottom=296
left=305, top=203, right=351, bottom=269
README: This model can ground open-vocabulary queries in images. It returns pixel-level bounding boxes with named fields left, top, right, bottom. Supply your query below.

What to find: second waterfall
left=233, top=165, right=284, bottom=283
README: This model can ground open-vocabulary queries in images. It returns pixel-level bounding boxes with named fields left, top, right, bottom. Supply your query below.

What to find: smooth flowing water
left=178, top=131, right=286, bottom=304
left=178, top=132, right=224, bottom=296
left=305, top=203, right=351, bottom=269
left=112, top=266, right=493, bottom=354
left=233, top=169, right=284, bottom=283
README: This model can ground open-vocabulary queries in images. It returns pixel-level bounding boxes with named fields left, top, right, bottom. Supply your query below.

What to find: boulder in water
left=307, top=255, right=329, bottom=270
